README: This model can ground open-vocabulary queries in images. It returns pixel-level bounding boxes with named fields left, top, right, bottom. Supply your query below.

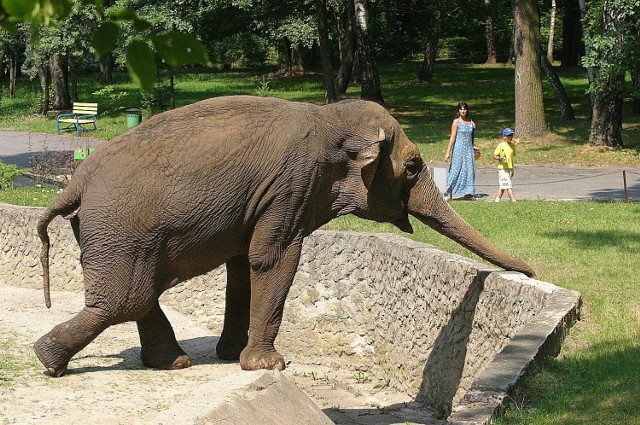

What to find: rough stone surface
left=0, top=203, right=581, bottom=424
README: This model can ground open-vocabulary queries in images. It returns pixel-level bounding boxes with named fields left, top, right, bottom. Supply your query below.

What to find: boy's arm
left=493, top=143, right=502, bottom=161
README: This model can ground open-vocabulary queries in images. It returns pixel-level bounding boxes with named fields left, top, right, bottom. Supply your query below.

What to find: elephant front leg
left=137, top=302, right=191, bottom=370
left=239, top=242, right=302, bottom=371
left=217, top=255, right=251, bottom=361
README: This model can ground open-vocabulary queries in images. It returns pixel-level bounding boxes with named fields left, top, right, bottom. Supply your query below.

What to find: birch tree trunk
left=353, top=0, right=384, bottom=104
left=547, top=0, right=556, bottom=62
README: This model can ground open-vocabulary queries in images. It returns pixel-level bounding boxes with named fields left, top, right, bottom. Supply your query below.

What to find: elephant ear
left=343, top=128, right=385, bottom=188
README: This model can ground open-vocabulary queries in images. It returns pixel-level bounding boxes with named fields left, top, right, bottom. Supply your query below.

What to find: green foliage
left=255, top=76, right=272, bottom=96
left=141, top=80, right=170, bottom=114
left=0, top=0, right=211, bottom=92
left=582, top=0, right=640, bottom=95
left=0, top=160, right=27, bottom=190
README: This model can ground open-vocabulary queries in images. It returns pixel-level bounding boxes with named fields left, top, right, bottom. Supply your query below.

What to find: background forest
left=0, top=0, right=639, bottom=148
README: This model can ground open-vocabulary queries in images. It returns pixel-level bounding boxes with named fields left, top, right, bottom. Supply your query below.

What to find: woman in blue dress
left=444, top=101, right=476, bottom=199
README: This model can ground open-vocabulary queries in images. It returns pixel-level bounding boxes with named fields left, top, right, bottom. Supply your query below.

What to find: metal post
left=623, top=170, right=628, bottom=203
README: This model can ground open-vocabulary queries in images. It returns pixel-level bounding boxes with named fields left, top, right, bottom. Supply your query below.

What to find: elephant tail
left=37, top=183, right=82, bottom=308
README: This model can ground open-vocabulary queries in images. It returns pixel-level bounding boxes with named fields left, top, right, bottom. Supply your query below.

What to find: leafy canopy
left=0, top=0, right=211, bottom=91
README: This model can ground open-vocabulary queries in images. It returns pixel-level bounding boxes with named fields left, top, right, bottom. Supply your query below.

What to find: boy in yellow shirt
left=493, top=128, right=517, bottom=202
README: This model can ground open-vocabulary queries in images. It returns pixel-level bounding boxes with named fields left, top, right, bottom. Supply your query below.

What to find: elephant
left=34, top=95, right=534, bottom=377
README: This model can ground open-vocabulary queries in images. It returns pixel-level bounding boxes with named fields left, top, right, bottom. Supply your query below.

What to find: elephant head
left=329, top=100, right=535, bottom=278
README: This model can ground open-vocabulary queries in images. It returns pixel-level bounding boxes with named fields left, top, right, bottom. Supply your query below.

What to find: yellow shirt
left=494, top=141, right=515, bottom=169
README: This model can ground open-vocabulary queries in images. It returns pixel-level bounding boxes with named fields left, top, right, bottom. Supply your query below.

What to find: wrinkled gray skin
left=35, top=95, right=534, bottom=377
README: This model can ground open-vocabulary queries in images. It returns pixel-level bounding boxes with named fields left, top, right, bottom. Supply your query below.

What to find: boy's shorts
left=498, top=168, right=514, bottom=189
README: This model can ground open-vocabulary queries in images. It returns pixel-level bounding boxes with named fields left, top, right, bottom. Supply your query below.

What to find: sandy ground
left=0, top=286, right=438, bottom=425
left=0, top=286, right=264, bottom=425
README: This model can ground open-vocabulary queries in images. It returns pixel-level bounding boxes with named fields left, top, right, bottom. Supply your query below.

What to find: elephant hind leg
left=34, top=306, right=111, bottom=377
left=216, top=255, right=251, bottom=361
left=137, top=302, right=191, bottom=370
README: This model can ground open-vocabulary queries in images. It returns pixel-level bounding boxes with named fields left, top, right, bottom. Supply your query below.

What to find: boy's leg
left=507, top=189, right=516, bottom=201
left=495, top=189, right=503, bottom=202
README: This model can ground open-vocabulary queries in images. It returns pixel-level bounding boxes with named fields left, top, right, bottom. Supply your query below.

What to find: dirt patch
left=0, top=285, right=436, bottom=425
left=0, top=286, right=262, bottom=425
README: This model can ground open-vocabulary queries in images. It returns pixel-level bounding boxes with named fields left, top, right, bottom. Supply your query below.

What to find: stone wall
left=0, top=203, right=569, bottom=414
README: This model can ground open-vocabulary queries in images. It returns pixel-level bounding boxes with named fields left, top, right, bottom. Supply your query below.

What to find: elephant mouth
left=393, top=212, right=413, bottom=233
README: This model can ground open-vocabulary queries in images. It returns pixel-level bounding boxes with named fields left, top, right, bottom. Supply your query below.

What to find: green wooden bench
left=56, top=102, right=98, bottom=137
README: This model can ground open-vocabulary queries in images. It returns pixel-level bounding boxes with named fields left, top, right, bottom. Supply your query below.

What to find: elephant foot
left=33, top=334, right=72, bottom=378
left=239, top=347, right=285, bottom=371
left=216, top=334, right=248, bottom=361
left=140, top=346, right=192, bottom=370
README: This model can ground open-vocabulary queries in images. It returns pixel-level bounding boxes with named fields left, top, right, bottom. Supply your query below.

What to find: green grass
left=326, top=201, right=640, bottom=425
left=1, top=62, right=639, bottom=424
left=0, top=185, right=60, bottom=207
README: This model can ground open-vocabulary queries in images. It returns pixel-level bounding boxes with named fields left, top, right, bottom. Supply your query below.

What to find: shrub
left=0, top=160, right=28, bottom=190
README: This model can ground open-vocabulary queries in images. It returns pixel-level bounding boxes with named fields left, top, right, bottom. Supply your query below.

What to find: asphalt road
left=1, top=130, right=639, bottom=201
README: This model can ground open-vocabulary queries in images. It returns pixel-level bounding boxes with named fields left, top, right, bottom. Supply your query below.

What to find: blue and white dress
left=446, top=119, right=475, bottom=197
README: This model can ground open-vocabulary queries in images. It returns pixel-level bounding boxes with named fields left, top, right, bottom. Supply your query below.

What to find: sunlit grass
left=326, top=200, right=640, bottom=425
left=0, top=185, right=60, bottom=207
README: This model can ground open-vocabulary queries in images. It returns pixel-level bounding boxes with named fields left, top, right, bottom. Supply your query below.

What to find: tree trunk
left=69, top=65, right=78, bottom=101
left=578, top=0, right=595, bottom=107
left=316, top=0, right=337, bottom=103
left=633, top=68, right=640, bottom=116
left=418, top=10, right=441, bottom=82
left=588, top=0, right=624, bottom=147
left=168, top=65, right=176, bottom=110
left=291, top=43, right=305, bottom=74
left=540, top=54, right=574, bottom=120
left=50, top=54, right=71, bottom=111
left=99, top=52, right=114, bottom=84
left=512, top=0, right=546, bottom=137
left=560, top=0, right=582, bottom=67
left=335, top=0, right=356, bottom=95
left=589, top=78, right=623, bottom=147
left=277, top=37, right=293, bottom=75
left=485, top=0, right=497, bottom=64
left=547, top=0, right=556, bottom=62
left=38, top=64, right=50, bottom=116
left=353, top=0, right=384, bottom=104
left=8, top=50, right=17, bottom=98
left=632, top=22, right=640, bottom=115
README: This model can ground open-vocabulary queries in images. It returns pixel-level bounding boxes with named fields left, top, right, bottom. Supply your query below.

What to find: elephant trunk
left=408, top=172, right=535, bottom=278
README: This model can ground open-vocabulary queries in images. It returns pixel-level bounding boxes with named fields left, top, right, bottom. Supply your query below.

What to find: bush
left=0, top=160, right=27, bottom=190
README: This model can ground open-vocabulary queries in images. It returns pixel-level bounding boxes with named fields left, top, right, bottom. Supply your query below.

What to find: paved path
left=1, top=130, right=639, bottom=201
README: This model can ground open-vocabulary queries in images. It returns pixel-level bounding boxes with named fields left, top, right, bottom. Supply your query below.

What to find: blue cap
left=502, top=128, right=515, bottom=136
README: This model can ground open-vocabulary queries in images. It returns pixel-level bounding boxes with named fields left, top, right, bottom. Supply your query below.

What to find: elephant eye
left=404, top=160, right=420, bottom=177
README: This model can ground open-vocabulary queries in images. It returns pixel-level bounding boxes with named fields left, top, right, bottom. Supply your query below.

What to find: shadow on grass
left=542, top=228, right=640, bottom=249
left=502, top=342, right=640, bottom=424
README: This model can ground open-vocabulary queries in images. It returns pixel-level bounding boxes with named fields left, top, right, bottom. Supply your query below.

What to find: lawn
left=1, top=62, right=639, bottom=424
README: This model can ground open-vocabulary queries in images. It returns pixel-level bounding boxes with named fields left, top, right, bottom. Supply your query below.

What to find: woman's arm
left=445, top=119, right=458, bottom=162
